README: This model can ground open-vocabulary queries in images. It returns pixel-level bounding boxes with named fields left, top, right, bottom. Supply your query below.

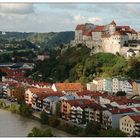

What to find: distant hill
left=0, top=31, right=74, bottom=49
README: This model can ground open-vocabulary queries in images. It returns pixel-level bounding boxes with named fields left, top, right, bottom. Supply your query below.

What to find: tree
left=13, top=87, right=25, bottom=104
left=19, top=103, right=32, bottom=117
left=85, top=121, right=101, bottom=136
left=55, top=102, right=61, bottom=117
left=99, top=128, right=127, bottom=137
left=28, top=127, right=54, bottom=137
left=40, top=110, right=49, bottom=124
left=10, top=103, right=19, bottom=113
left=126, top=58, right=140, bottom=79
left=0, top=100, right=6, bottom=108
left=48, top=115, right=60, bottom=128
left=116, top=91, right=126, bottom=96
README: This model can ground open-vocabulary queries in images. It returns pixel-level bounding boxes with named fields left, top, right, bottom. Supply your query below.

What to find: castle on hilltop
left=71, top=20, right=140, bottom=57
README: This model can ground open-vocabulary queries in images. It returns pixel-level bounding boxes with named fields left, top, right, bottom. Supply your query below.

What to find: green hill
left=32, top=44, right=140, bottom=84
left=0, top=31, right=74, bottom=49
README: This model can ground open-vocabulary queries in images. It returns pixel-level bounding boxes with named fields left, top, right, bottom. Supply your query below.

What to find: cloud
left=48, top=4, right=78, bottom=10
left=73, top=14, right=103, bottom=24
left=0, top=3, right=139, bottom=32
left=0, top=4, right=34, bottom=15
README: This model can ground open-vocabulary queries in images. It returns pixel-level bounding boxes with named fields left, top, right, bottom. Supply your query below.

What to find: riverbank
left=0, top=109, right=74, bottom=137
left=0, top=99, right=74, bottom=137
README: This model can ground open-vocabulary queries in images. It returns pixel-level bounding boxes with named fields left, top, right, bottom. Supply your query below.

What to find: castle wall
left=127, top=33, right=138, bottom=40
left=83, top=35, right=92, bottom=41
left=73, top=22, right=140, bottom=57
left=109, top=24, right=116, bottom=35
left=75, top=30, right=83, bottom=41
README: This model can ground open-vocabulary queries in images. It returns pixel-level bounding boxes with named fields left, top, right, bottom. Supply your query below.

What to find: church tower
left=109, top=20, right=116, bottom=35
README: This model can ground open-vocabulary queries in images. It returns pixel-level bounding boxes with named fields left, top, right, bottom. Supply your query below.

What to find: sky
left=0, top=3, right=140, bottom=32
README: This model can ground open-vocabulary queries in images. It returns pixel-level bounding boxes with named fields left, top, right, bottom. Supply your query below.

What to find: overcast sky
left=0, top=3, right=139, bottom=32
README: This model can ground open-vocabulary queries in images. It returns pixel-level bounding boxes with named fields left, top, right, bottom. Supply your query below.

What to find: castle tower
left=109, top=20, right=116, bottom=35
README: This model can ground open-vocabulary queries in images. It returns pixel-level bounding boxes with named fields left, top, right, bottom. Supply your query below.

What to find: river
left=0, top=109, right=73, bottom=137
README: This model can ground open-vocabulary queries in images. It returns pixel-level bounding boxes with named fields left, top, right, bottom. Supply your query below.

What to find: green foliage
left=9, top=103, right=19, bottom=113
left=31, top=46, right=140, bottom=84
left=55, top=102, right=61, bottom=117
left=40, top=110, right=50, bottom=124
left=126, top=57, right=140, bottom=79
left=59, top=122, right=83, bottom=135
left=19, top=103, right=32, bottom=117
left=34, top=44, right=90, bottom=83
left=13, top=87, right=25, bottom=104
left=85, top=121, right=101, bottom=136
left=28, top=127, right=54, bottom=137
left=116, top=91, right=126, bottom=96
left=48, top=115, right=60, bottom=128
left=99, top=128, right=127, bottom=137
left=27, top=31, right=74, bottom=48
left=0, top=100, right=6, bottom=109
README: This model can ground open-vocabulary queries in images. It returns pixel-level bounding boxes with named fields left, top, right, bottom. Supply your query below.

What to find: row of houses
left=1, top=68, right=140, bottom=136
left=22, top=83, right=140, bottom=136
left=1, top=80, right=140, bottom=136
left=87, top=77, right=140, bottom=95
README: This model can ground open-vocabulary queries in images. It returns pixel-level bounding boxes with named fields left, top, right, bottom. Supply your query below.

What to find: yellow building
left=120, top=115, right=140, bottom=136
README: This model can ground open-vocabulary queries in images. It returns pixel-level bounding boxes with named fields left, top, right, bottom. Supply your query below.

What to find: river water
left=0, top=109, right=72, bottom=137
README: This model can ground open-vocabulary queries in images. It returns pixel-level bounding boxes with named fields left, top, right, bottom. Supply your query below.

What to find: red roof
left=76, top=90, right=103, bottom=98
left=75, top=24, right=86, bottom=30
left=66, top=99, right=93, bottom=109
left=134, top=107, right=140, bottom=111
left=92, top=26, right=104, bottom=32
left=35, top=91, right=63, bottom=100
left=130, top=115, right=140, bottom=123
left=55, top=83, right=84, bottom=92
left=113, top=31, right=127, bottom=36
left=28, top=87, right=53, bottom=94
left=108, top=108, right=134, bottom=114
left=83, top=30, right=92, bottom=36
left=116, top=26, right=130, bottom=30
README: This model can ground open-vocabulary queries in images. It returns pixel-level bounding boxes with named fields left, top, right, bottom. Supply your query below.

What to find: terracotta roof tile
left=130, top=115, right=140, bottom=123
left=108, top=108, right=134, bottom=114
left=28, top=88, right=53, bottom=94
left=75, top=24, right=86, bottom=30
left=55, top=83, right=84, bottom=92
left=92, top=26, right=104, bottom=32
left=83, top=30, right=92, bottom=36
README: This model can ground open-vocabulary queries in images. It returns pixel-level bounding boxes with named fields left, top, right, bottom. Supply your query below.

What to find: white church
left=71, top=20, right=140, bottom=57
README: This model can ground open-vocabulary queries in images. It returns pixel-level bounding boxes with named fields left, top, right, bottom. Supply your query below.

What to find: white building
left=72, top=20, right=140, bottom=57
left=102, top=108, right=135, bottom=129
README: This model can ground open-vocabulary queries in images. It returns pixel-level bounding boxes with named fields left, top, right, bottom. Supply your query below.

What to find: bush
left=40, top=110, right=49, bottom=124
left=19, top=103, right=32, bottom=117
left=99, top=128, right=127, bottom=137
left=0, top=100, right=6, bottom=109
left=116, top=91, right=126, bottom=96
left=10, top=103, right=19, bottom=113
left=85, top=121, right=101, bottom=136
left=59, top=122, right=82, bottom=135
left=28, top=127, right=54, bottom=137
left=48, top=115, right=60, bottom=128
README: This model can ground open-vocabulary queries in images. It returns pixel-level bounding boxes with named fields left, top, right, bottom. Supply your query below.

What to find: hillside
left=31, top=44, right=140, bottom=84
left=0, top=31, right=74, bottom=49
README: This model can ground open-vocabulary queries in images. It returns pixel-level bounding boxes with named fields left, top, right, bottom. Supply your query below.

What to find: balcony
left=70, top=112, right=76, bottom=115
left=77, top=115, right=83, bottom=119
left=71, top=115, right=76, bottom=118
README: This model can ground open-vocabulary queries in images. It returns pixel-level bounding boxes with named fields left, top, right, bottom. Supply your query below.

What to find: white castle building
left=72, top=20, right=140, bottom=57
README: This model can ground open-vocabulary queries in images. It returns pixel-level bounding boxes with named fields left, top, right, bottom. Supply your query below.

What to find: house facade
left=102, top=108, right=135, bottom=129
left=120, top=115, right=140, bottom=136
